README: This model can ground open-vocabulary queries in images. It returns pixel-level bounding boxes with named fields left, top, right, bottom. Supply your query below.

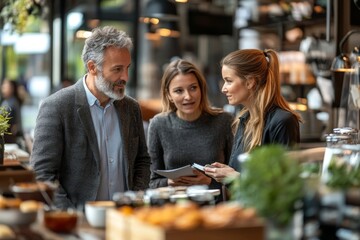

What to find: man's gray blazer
left=30, top=79, right=151, bottom=209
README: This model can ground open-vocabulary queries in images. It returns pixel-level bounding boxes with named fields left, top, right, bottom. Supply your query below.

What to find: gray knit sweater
left=147, top=111, right=234, bottom=189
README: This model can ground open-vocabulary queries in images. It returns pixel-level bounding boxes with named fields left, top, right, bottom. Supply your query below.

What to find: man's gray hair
left=81, top=26, right=133, bottom=72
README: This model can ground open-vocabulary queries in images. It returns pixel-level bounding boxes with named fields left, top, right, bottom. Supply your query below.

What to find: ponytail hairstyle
left=221, top=49, right=302, bottom=152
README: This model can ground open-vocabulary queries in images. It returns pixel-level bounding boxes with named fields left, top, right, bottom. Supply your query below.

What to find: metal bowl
left=0, top=209, right=37, bottom=226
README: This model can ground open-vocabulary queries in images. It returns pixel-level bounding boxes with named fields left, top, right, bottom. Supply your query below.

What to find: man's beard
left=95, top=72, right=126, bottom=100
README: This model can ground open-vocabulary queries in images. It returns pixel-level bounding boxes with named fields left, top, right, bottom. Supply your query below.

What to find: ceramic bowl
left=43, top=209, right=79, bottom=233
left=0, top=209, right=37, bottom=226
left=85, top=201, right=115, bottom=228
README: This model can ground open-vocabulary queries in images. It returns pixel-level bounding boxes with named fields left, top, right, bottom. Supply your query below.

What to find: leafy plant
left=301, top=162, right=321, bottom=177
left=326, top=152, right=360, bottom=189
left=0, top=0, right=47, bottom=33
left=228, top=144, right=304, bottom=227
left=0, top=106, right=11, bottom=136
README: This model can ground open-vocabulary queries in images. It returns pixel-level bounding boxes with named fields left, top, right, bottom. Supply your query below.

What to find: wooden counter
left=30, top=217, right=105, bottom=240
left=4, top=144, right=30, bottom=163
left=106, top=209, right=264, bottom=240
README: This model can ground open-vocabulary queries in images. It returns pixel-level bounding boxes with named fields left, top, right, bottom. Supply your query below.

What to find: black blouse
left=229, top=105, right=300, bottom=171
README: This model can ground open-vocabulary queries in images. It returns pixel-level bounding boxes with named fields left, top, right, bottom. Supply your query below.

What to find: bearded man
left=30, top=26, right=150, bottom=209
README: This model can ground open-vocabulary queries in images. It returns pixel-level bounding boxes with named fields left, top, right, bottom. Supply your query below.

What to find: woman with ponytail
left=205, top=49, right=302, bottom=182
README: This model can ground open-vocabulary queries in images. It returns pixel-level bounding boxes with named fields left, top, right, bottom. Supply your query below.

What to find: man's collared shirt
left=83, top=77, right=127, bottom=201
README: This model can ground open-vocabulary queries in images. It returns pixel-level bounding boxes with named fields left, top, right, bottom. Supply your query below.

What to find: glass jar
left=323, top=144, right=360, bottom=187
left=113, top=191, right=145, bottom=208
left=188, top=192, right=214, bottom=206
left=186, top=185, right=215, bottom=206
left=321, top=131, right=354, bottom=183
left=112, top=192, right=132, bottom=208
left=144, top=189, right=172, bottom=206
left=333, top=127, right=358, bottom=144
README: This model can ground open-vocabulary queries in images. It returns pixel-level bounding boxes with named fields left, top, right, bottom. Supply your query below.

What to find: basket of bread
left=10, top=181, right=57, bottom=204
left=107, top=202, right=264, bottom=240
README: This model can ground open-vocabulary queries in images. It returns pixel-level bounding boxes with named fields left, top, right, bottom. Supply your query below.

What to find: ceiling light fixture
left=142, top=0, right=178, bottom=21
left=331, top=30, right=360, bottom=72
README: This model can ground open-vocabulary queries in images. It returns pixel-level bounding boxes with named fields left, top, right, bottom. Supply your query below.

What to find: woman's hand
left=168, top=178, right=187, bottom=186
left=204, top=162, right=240, bottom=183
left=167, top=170, right=211, bottom=186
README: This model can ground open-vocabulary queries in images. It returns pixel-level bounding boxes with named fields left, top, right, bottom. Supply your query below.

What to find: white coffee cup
left=85, top=201, right=115, bottom=228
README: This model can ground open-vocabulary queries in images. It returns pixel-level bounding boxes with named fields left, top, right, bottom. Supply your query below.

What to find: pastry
left=20, top=200, right=42, bottom=213
left=0, top=224, right=15, bottom=239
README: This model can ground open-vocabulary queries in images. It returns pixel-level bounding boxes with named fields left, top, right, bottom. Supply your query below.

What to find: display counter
left=30, top=219, right=105, bottom=240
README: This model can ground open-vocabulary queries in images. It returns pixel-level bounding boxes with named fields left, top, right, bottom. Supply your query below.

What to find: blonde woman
left=205, top=49, right=302, bottom=182
left=147, top=59, right=233, bottom=198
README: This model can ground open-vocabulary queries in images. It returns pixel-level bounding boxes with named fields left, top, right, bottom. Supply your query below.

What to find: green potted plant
left=0, top=106, right=11, bottom=165
left=227, top=144, right=304, bottom=239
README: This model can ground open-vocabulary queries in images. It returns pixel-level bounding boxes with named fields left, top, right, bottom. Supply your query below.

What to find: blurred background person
left=0, top=78, right=24, bottom=144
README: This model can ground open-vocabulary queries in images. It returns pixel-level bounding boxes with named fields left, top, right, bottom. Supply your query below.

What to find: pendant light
left=331, top=30, right=360, bottom=72
left=143, top=0, right=178, bottom=21
left=330, top=30, right=360, bottom=108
